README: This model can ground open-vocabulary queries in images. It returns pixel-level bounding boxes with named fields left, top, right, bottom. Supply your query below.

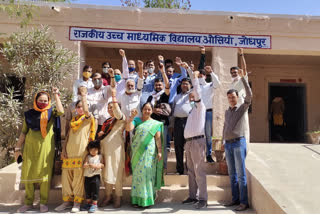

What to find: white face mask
left=199, top=77, right=206, bottom=85
left=232, top=76, right=240, bottom=82
left=102, top=68, right=108, bottom=74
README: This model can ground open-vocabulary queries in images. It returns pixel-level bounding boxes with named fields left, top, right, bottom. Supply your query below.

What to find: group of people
left=14, top=47, right=252, bottom=213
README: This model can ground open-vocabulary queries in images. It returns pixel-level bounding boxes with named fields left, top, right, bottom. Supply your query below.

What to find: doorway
left=269, top=83, right=307, bottom=142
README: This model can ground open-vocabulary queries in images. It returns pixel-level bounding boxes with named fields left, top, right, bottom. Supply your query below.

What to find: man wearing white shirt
left=118, top=60, right=144, bottom=118
left=229, top=48, right=250, bottom=145
left=87, top=72, right=112, bottom=135
left=181, top=69, right=207, bottom=209
left=72, top=65, right=94, bottom=102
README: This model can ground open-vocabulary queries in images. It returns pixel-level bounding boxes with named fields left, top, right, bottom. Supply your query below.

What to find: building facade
left=1, top=2, right=320, bottom=142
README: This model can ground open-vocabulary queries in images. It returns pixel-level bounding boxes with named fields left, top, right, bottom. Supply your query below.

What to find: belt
left=225, top=136, right=244, bottom=143
left=206, top=108, right=212, bottom=112
left=175, top=117, right=188, bottom=121
left=185, top=135, right=204, bottom=142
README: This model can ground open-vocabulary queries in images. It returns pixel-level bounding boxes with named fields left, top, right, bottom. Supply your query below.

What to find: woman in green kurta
left=125, top=102, right=164, bottom=207
left=14, top=88, right=64, bottom=213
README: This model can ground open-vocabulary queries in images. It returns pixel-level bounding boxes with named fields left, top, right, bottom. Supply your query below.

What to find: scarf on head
left=70, top=114, right=96, bottom=141
left=32, top=91, right=52, bottom=138
left=150, top=90, right=165, bottom=106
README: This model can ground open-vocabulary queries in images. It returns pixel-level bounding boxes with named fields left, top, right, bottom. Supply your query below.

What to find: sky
left=73, top=0, right=320, bottom=16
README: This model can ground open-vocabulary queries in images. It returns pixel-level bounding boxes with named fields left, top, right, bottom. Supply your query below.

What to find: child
left=83, top=140, right=104, bottom=213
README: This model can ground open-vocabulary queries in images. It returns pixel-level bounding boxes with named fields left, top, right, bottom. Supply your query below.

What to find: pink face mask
left=37, top=102, right=48, bottom=109
left=76, top=108, right=84, bottom=115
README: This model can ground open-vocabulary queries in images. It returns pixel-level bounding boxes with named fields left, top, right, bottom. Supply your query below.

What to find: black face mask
left=205, top=74, right=212, bottom=83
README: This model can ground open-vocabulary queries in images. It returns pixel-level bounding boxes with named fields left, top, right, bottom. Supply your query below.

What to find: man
left=125, top=54, right=139, bottom=82
left=197, top=46, right=221, bottom=163
left=223, top=70, right=252, bottom=212
left=168, top=57, right=188, bottom=104
left=181, top=69, right=208, bottom=209
left=72, top=65, right=94, bottom=102
left=101, top=61, right=111, bottom=86
left=229, top=48, right=250, bottom=145
left=146, top=62, right=171, bottom=171
left=118, top=60, right=144, bottom=118
left=171, top=75, right=192, bottom=175
left=87, top=72, right=112, bottom=135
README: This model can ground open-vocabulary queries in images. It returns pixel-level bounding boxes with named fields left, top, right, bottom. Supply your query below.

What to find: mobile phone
left=17, top=155, right=23, bottom=164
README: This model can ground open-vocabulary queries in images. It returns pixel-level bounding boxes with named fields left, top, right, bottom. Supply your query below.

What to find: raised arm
left=159, top=62, right=170, bottom=95
left=111, top=87, right=125, bottom=120
left=79, top=86, right=90, bottom=117
left=108, top=68, right=116, bottom=88
left=52, top=87, right=64, bottom=113
left=120, top=49, right=129, bottom=79
left=125, top=109, right=138, bottom=132
left=205, top=66, right=221, bottom=89
left=198, top=46, right=206, bottom=70
left=136, top=60, right=144, bottom=92
left=175, top=57, right=187, bottom=79
left=193, top=71, right=201, bottom=101
left=239, top=48, right=247, bottom=77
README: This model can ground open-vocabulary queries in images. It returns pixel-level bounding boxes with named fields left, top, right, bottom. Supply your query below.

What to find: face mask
left=102, top=68, right=108, bottom=74
left=232, top=76, right=240, bottom=82
left=76, top=108, right=84, bottom=115
left=37, top=102, right=48, bottom=109
left=129, top=67, right=135, bottom=72
left=148, top=68, right=154, bottom=74
left=115, top=74, right=121, bottom=82
left=93, top=79, right=102, bottom=88
left=167, top=74, right=172, bottom=79
left=83, top=71, right=92, bottom=79
left=190, top=101, right=195, bottom=109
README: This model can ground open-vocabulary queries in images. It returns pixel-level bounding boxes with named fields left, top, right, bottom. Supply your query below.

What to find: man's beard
left=126, top=88, right=136, bottom=94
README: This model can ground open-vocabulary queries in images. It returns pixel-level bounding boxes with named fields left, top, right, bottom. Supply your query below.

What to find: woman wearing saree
left=125, top=102, right=165, bottom=208
left=14, top=88, right=64, bottom=213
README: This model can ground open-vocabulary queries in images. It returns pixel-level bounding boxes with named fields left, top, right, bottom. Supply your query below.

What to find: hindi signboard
left=69, top=26, right=271, bottom=49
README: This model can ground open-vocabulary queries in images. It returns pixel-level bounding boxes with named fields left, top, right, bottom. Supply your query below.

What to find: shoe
left=71, top=202, right=81, bottom=213
left=206, top=155, right=215, bottom=163
left=113, top=196, right=121, bottom=208
left=55, top=202, right=73, bottom=212
left=17, top=205, right=33, bottom=213
left=194, top=200, right=207, bottom=209
left=88, top=204, right=97, bottom=213
left=224, top=200, right=240, bottom=207
left=235, top=203, right=249, bottom=211
left=80, top=203, right=91, bottom=211
left=40, top=204, right=48, bottom=213
left=182, top=198, right=198, bottom=205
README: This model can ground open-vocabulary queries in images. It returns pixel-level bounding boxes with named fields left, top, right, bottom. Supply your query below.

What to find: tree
left=0, top=0, right=68, bottom=28
left=0, top=26, right=77, bottom=167
left=120, top=0, right=191, bottom=10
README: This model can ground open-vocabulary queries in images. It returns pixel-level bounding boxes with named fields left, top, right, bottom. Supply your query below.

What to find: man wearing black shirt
left=146, top=62, right=171, bottom=171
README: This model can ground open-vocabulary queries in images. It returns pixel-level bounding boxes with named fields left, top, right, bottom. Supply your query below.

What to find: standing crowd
left=14, top=47, right=252, bottom=213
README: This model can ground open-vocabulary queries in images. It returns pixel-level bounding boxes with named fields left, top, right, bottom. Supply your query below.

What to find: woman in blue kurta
left=125, top=102, right=164, bottom=207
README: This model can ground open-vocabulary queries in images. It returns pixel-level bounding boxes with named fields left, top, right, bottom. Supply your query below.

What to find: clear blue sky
left=74, top=0, right=320, bottom=16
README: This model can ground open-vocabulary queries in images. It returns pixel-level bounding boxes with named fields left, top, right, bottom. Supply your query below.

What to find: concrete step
left=0, top=202, right=257, bottom=214
left=6, top=185, right=232, bottom=205
left=51, top=174, right=230, bottom=188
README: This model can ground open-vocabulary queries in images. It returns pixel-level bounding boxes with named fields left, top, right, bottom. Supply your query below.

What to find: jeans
left=224, top=137, right=248, bottom=205
left=84, top=175, right=100, bottom=201
left=205, top=110, right=213, bottom=157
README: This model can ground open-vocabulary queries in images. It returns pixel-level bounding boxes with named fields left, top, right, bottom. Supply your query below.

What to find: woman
left=125, top=102, right=165, bottom=208
left=55, top=87, right=95, bottom=213
left=98, top=86, right=126, bottom=208
left=14, top=88, right=64, bottom=213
